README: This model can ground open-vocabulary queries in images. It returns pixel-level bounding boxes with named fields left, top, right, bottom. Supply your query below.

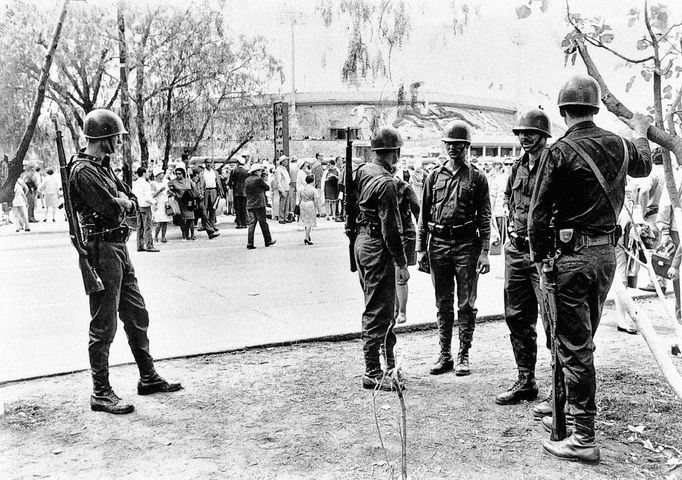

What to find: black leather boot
left=429, top=354, right=454, bottom=375
left=454, top=345, right=470, bottom=376
left=542, top=415, right=600, bottom=464
left=533, top=396, right=553, bottom=419
left=138, top=370, right=183, bottom=395
left=541, top=415, right=575, bottom=436
left=495, top=371, right=539, bottom=405
left=362, top=372, right=404, bottom=391
left=90, top=388, right=135, bottom=414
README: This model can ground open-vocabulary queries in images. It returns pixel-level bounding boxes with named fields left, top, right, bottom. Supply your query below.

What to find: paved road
left=0, top=213, right=508, bottom=383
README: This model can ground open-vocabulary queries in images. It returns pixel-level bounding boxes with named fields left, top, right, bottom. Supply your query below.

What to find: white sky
left=222, top=0, right=682, bottom=130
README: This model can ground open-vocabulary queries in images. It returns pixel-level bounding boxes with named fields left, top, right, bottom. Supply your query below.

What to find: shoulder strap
left=560, top=137, right=629, bottom=221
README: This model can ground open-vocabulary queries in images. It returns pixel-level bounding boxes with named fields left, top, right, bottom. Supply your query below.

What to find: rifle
left=344, top=127, right=357, bottom=272
left=540, top=256, right=567, bottom=441
left=54, top=119, right=104, bottom=295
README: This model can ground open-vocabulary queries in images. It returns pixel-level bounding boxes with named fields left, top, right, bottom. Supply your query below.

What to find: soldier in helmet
left=495, top=108, right=551, bottom=406
left=528, top=75, right=651, bottom=463
left=70, top=109, right=181, bottom=415
left=417, top=120, right=491, bottom=377
left=354, top=125, right=409, bottom=391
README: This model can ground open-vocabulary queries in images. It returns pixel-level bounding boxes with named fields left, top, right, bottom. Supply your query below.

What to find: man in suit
left=229, top=155, right=249, bottom=229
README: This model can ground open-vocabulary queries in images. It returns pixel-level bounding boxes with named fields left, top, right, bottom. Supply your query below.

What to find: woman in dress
left=324, top=160, right=340, bottom=220
left=151, top=167, right=171, bottom=243
left=168, top=167, right=197, bottom=240
left=298, top=174, right=321, bottom=245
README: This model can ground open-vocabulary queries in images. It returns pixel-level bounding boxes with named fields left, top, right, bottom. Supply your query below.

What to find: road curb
left=0, top=292, right=661, bottom=387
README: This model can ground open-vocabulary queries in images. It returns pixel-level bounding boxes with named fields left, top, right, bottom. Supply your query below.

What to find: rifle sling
left=560, top=137, right=629, bottom=223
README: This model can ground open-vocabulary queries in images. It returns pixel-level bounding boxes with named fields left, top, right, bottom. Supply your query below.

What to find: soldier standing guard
left=70, top=109, right=182, bottom=415
left=495, top=109, right=551, bottom=405
left=354, top=126, right=409, bottom=391
left=417, top=120, right=491, bottom=377
left=528, top=75, right=651, bottom=463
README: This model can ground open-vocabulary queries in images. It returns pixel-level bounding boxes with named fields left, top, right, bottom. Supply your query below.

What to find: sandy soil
left=1, top=298, right=681, bottom=480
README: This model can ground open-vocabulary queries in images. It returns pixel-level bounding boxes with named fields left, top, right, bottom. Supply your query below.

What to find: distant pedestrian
left=22, top=161, right=41, bottom=223
left=245, top=164, right=276, bottom=249
left=299, top=174, right=321, bottom=245
left=12, top=178, right=30, bottom=232
left=151, top=167, right=171, bottom=244
left=169, top=167, right=197, bottom=240
left=41, top=168, right=61, bottom=222
left=275, top=155, right=291, bottom=224
left=229, top=157, right=249, bottom=229
left=132, top=167, right=158, bottom=252
left=202, top=158, right=223, bottom=234
left=394, top=177, right=420, bottom=324
left=324, top=159, right=340, bottom=220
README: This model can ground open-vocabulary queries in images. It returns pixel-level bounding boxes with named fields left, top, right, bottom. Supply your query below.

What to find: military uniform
left=354, top=161, right=407, bottom=380
left=530, top=121, right=651, bottom=416
left=70, top=109, right=180, bottom=415
left=417, top=159, right=491, bottom=372
left=70, top=152, right=155, bottom=394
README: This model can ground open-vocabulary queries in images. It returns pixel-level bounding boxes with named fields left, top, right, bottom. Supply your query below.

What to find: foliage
left=316, top=0, right=411, bottom=86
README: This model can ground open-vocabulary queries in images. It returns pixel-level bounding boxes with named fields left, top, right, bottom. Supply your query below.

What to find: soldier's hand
left=619, top=112, right=651, bottom=138
left=398, top=266, right=410, bottom=284
left=668, top=266, right=680, bottom=281
left=477, top=251, right=490, bottom=274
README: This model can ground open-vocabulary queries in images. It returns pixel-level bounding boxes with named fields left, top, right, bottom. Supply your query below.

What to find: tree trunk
left=0, top=0, right=71, bottom=203
left=117, top=1, right=133, bottom=184
left=162, top=88, right=173, bottom=170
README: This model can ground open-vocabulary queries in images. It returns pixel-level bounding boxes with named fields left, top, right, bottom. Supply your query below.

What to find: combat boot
left=533, top=396, right=553, bottom=420
left=362, top=373, right=404, bottom=392
left=454, top=346, right=470, bottom=376
left=138, top=370, right=183, bottom=395
left=542, top=415, right=600, bottom=464
left=541, top=415, right=575, bottom=436
left=90, top=388, right=135, bottom=415
left=429, top=354, right=454, bottom=375
left=495, top=372, right=539, bottom=405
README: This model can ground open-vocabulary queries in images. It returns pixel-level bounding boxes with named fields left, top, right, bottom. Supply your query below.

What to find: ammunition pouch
left=556, top=226, right=621, bottom=254
left=428, top=221, right=476, bottom=240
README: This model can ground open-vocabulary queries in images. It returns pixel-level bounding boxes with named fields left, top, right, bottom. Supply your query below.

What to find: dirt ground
left=2, top=298, right=682, bottom=480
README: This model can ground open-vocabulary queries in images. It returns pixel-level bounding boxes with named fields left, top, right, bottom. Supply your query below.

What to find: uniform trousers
left=88, top=241, right=154, bottom=392
left=355, top=233, right=396, bottom=375
left=429, top=236, right=481, bottom=358
left=504, top=241, right=547, bottom=374
left=234, top=195, right=247, bottom=227
left=554, top=244, right=615, bottom=417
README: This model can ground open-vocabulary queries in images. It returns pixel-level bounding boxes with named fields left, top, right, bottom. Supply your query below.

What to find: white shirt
left=203, top=168, right=218, bottom=188
left=275, top=165, right=291, bottom=193
left=42, top=174, right=61, bottom=195
left=132, top=177, right=155, bottom=207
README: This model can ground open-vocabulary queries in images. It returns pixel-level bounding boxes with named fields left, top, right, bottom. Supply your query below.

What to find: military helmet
left=83, top=109, right=129, bottom=139
left=512, top=108, right=552, bottom=137
left=371, top=126, right=403, bottom=151
left=557, top=74, right=600, bottom=110
left=441, top=120, right=471, bottom=144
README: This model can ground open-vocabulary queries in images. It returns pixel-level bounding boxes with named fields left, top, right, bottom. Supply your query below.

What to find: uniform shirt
left=244, top=173, right=269, bottom=209
left=504, top=152, right=541, bottom=238
left=416, top=160, right=491, bottom=251
left=354, top=161, right=407, bottom=268
left=528, top=121, right=652, bottom=261
left=69, top=151, right=135, bottom=230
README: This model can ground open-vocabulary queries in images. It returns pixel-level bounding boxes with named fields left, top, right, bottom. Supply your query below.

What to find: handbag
left=294, top=203, right=301, bottom=216
left=167, top=196, right=181, bottom=215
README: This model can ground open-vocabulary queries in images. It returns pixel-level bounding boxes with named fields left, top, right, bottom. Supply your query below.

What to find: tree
left=0, top=0, right=71, bottom=203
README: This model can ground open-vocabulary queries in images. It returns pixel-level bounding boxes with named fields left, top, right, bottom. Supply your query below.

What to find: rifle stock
left=54, top=119, right=104, bottom=295
left=344, top=127, right=357, bottom=272
left=541, top=258, right=567, bottom=441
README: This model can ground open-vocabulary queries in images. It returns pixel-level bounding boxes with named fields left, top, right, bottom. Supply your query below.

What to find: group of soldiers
left=352, top=74, right=652, bottom=465
left=63, top=74, right=653, bottom=467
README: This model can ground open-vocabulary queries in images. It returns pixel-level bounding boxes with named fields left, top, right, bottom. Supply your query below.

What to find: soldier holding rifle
left=528, top=75, right=651, bottom=463
left=495, top=108, right=552, bottom=406
left=348, top=126, right=409, bottom=392
left=66, top=109, right=181, bottom=415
